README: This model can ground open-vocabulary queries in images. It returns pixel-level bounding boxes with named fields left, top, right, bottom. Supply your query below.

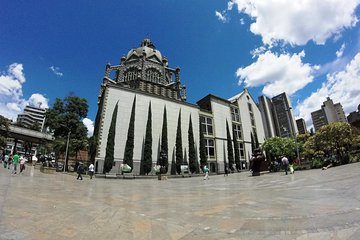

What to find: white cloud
left=229, top=0, right=360, bottom=46
left=49, top=65, right=63, bottom=77
left=336, top=43, right=346, bottom=58
left=215, top=11, right=228, bottom=23
left=236, top=51, right=317, bottom=97
left=296, top=52, right=360, bottom=126
left=82, top=118, right=94, bottom=137
left=0, top=63, right=48, bottom=121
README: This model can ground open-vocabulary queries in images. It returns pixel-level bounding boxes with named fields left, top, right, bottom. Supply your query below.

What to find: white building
left=94, top=39, right=265, bottom=174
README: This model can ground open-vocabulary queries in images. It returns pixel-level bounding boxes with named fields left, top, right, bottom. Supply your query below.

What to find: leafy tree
left=199, top=119, right=207, bottom=169
left=0, top=115, right=10, bottom=148
left=232, top=127, right=240, bottom=171
left=124, top=96, right=136, bottom=170
left=175, top=109, right=183, bottom=174
left=142, top=102, right=153, bottom=175
left=44, top=96, right=89, bottom=159
left=103, top=102, right=118, bottom=173
left=262, top=136, right=296, bottom=161
left=188, top=115, right=197, bottom=173
left=226, top=120, right=234, bottom=171
left=159, top=106, right=168, bottom=173
left=313, top=122, right=353, bottom=164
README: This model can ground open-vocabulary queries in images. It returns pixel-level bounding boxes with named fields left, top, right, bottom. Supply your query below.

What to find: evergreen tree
left=188, top=115, right=197, bottom=173
left=233, top=127, right=241, bottom=171
left=254, top=130, right=259, bottom=149
left=251, top=132, right=255, bottom=153
left=170, top=149, right=177, bottom=175
left=124, top=96, right=136, bottom=170
left=143, top=102, right=153, bottom=175
left=159, top=106, right=168, bottom=173
left=103, top=102, right=118, bottom=173
left=199, top=119, right=207, bottom=169
left=175, top=109, right=183, bottom=174
left=226, top=120, right=234, bottom=171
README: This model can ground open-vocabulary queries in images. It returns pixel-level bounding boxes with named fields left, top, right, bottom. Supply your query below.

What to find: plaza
left=0, top=163, right=359, bottom=240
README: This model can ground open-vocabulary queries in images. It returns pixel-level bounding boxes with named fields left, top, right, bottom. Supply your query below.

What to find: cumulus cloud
left=215, top=10, right=228, bottom=23
left=336, top=43, right=346, bottom=58
left=82, top=117, right=94, bottom=137
left=296, top=53, right=360, bottom=126
left=227, top=0, right=360, bottom=46
left=0, top=63, right=48, bottom=121
left=236, top=51, right=317, bottom=97
left=49, top=65, right=63, bottom=77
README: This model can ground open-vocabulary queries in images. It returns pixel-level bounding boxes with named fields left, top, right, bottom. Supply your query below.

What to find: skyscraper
left=311, top=97, right=347, bottom=132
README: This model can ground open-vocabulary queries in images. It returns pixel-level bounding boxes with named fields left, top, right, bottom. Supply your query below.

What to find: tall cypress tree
left=170, top=149, right=176, bottom=175
left=188, top=115, right=197, bottom=173
left=103, top=102, right=118, bottom=174
left=199, top=119, right=207, bottom=170
left=175, top=109, right=183, bottom=174
left=250, top=131, right=255, bottom=153
left=159, top=106, right=168, bottom=173
left=143, top=102, right=152, bottom=175
left=226, top=120, right=234, bottom=171
left=233, top=127, right=241, bottom=171
left=124, top=96, right=136, bottom=170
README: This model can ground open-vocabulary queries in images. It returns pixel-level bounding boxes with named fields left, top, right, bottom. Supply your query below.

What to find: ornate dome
left=125, top=38, right=162, bottom=62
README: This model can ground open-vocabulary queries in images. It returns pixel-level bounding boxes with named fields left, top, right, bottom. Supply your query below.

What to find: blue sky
left=1, top=0, right=360, bottom=136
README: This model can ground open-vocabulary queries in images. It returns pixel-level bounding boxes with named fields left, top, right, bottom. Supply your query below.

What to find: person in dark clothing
left=76, top=162, right=84, bottom=180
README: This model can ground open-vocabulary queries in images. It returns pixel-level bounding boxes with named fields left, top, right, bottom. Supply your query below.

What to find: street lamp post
left=64, top=130, right=71, bottom=172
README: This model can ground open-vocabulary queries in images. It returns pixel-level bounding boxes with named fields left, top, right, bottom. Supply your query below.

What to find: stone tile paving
left=0, top=162, right=359, bottom=240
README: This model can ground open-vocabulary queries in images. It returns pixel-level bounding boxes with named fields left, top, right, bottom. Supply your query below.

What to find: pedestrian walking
left=76, top=162, right=84, bottom=180
left=281, top=156, right=289, bottom=175
left=3, top=153, right=8, bottom=168
left=224, top=164, right=229, bottom=176
left=289, top=158, right=295, bottom=174
left=19, top=155, right=26, bottom=173
left=88, top=162, right=95, bottom=179
left=12, top=153, right=19, bottom=174
left=8, top=154, right=12, bottom=169
left=203, top=165, right=209, bottom=180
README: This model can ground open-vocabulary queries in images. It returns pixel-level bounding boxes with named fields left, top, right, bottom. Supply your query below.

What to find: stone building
left=93, top=38, right=265, bottom=174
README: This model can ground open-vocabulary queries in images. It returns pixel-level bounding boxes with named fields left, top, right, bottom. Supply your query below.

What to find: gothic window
left=200, top=116, right=213, bottom=135
left=205, top=138, right=215, bottom=158
left=232, top=123, right=242, bottom=140
left=124, top=68, right=138, bottom=81
left=230, top=106, right=240, bottom=122
left=146, top=68, right=161, bottom=83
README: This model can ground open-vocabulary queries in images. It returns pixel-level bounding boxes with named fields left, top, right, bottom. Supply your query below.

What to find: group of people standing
left=1, top=151, right=27, bottom=174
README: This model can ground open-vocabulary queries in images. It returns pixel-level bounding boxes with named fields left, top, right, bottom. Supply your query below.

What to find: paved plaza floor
left=0, top=162, right=359, bottom=240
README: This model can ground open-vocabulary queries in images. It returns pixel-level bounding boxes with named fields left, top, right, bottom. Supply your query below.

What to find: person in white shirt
left=88, top=163, right=95, bottom=179
left=281, top=156, right=289, bottom=175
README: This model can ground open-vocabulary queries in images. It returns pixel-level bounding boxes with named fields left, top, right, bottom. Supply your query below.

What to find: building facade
left=296, top=118, right=307, bottom=135
left=17, top=105, right=46, bottom=131
left=94, top=39, right=265, bottom=174
left=311, top=97, right=347, bottom=132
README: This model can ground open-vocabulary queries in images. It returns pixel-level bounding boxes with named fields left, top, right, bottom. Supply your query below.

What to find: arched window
left=146, top=68, right=161, bottom=83
left=124, top=68, right=138, bottom=81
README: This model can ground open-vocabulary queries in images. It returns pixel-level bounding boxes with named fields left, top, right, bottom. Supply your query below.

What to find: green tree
left=313, top=122, right=353, bottom=164
left=0, top=115, right=10, bottom=148
left=159, top=106, right=168, bottom=173
left=124, top=96, right=136, bottom=170
left=262, top=136, right=296, bottom=161
left=188, top=115, right=197, bottom=173
left=103, top=102, right=118, bottom=173
left=199, top=119, right=207, bottom=169
left=142, top=102, right=153, bottom=175
left=226, top=120, right=234, bottom=171
left=44, top=96, right=89, bottom=159
left=232, top=127, right=240, bottom=171
left=175, top=109, right=183, bottom=174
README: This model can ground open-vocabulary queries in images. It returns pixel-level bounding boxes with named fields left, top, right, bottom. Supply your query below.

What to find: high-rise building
left=296, top=118, right=307, bottom=134
left=311, top=97, right=347, bottom=132
left=93, top=38, right=265, bottom=174
left=347, top=104, right=360, bottom=130
left=17, top=105, right=46, bottom=131
left=258, top=95, right=277, bottom=138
